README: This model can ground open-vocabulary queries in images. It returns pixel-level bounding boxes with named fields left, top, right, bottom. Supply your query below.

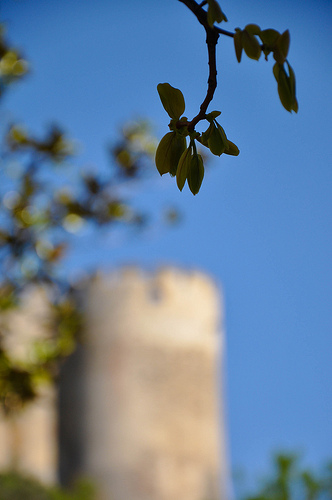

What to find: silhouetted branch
left=178, top=0, right=226, bottom=129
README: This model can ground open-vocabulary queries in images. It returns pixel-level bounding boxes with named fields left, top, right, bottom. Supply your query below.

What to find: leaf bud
left=176, top=144, right=193, bottom=191
left=188, top=153, right=204, bottom=195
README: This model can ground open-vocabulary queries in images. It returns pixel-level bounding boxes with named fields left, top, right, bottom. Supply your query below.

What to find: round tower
left=60, top=267, right=229, bottom=500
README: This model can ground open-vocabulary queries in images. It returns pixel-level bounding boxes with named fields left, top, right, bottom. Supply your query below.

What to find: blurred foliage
left=0, top=25, right=28, bottom=96
left=1, top=454, right=332, bottom=500
left=0, top=21, right=159, bottom=414
left=0, top=471, right=95, bottom=500
left=241, top=454, right=332, bottom=500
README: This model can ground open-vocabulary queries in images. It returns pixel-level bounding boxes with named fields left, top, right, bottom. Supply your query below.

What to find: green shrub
left=0, top=472, right=96, bottom=500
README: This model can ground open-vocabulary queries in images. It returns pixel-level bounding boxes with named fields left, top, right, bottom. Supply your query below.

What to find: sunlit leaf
left=274, top=29, right=290, bottom=64
left=277, top=66, right=293, bottom=112
left=245, top=24, right=261, bottom=35
left=224, top=140, right=240, bottom=156
left=208, top=122, right=228, bottom=156
left=259, top=28, right=280, bottom=47
left=273, top=61, right=281, bottom=82
left=242, top=30, right=261, bottom=60
left=206, top=110, right=221, bottom=120
left=207, top=0, right=228, bottom=27
left=234, top=29, right=243, bottom=62
left=286, top=61, right=298, bottom=113
left=198, top=124, right=213, bottom=148
left=8, top=125, right=28, bottom=145
left=155, top=132, right=186, bottom=176
left=274, top=61, right=298, bottom=113
left=157, top=83, right=185, bottom=120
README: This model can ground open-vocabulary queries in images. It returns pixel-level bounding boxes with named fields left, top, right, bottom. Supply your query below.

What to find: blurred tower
left=60, top=267, right=229, bottom=500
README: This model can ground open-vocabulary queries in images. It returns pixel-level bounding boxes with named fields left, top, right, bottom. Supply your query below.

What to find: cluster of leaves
left=0, top=25, right=28, bottom=96
left=0, top=118, right=156, bottom=411
left=155, top=0, right=298, bottom=194
left=0, top=471, right=95, bottom=500
left=0, top=295, right=84, bottom=415
left=155, top=83, right=239, bottom=195
left=0, top=346, right=37, bottom=412
left=241, top=454, right=332, bottom=500
left=234, top=24, right=298, bottom=113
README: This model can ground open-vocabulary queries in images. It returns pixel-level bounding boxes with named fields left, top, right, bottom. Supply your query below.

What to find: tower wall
left=0, top=267, right=229, bottom=500
left=60, top=267, right=228, bottom=500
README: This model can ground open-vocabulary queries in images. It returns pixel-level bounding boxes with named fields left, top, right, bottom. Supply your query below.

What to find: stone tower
left=60, top=267, right=228, bottom=500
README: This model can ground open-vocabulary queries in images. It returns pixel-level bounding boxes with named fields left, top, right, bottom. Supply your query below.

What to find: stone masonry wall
left=60, top=267, right=228, bottom=500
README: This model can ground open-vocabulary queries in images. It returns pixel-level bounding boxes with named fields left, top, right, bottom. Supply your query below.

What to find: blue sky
left=1, top=0, right=332, bottom=489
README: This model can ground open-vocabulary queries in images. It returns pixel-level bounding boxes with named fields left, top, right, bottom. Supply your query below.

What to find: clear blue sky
left=2, top=0, right=332, bottom=489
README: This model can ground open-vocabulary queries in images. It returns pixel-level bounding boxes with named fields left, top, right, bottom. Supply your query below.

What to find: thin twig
left=215, top=26, right=235, bottom=38
left=178, top=0, right=231, bottom=130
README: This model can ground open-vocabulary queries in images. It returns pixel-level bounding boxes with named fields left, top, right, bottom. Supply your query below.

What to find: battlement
left=84, top=267, right=223, bottom=348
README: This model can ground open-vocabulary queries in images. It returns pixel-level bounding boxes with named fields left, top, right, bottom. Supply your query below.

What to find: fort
left=0, top=267, right=228, bottom=500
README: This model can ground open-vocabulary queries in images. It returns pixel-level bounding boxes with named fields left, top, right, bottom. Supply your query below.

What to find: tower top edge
left=90, top=265, right=222, bottom=295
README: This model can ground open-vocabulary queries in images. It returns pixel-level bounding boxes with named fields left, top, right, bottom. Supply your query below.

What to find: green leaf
left=176, top=145, right=192, bottom=191
left=207, top=0, right=228, bottom=27
left=234, top=29, right=243, bottom=62
left=279, top=30, right=290, bottom=58
left=157, top=83, right=185, bottom=120
left=286, top=61, right=295, bottom=94
left=208, top=122, right=228, bottom=156
left=274, top=29, right=290, bottom=64
left=277, top=66, right=293, bottom=112
left=242, top=30, right=262, bottom=60
left=198, top=124, right=213, bottom=148
left=286, top=61, right=298, bottom=113
left=216, top=122, right=228, bottom=145
left=273, top=62, right=281, bottom=82
left=259, top=29, right=280, bottom=47
left=188, top=153, right=204, bottom=195
left=206, top=110, right=221, bottom=120
left=224, top=140, right=240, bottom=156
left=274, top=62, right=298, bottom=113
left=155, top=132, right=186, bottom=176
left=245, top=24, right=261, bottom=35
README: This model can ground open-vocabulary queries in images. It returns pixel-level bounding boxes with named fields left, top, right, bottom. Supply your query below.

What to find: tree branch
left=215, top=26, right=235, bottom=38
left=178, top=0, right=224, bottom=130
